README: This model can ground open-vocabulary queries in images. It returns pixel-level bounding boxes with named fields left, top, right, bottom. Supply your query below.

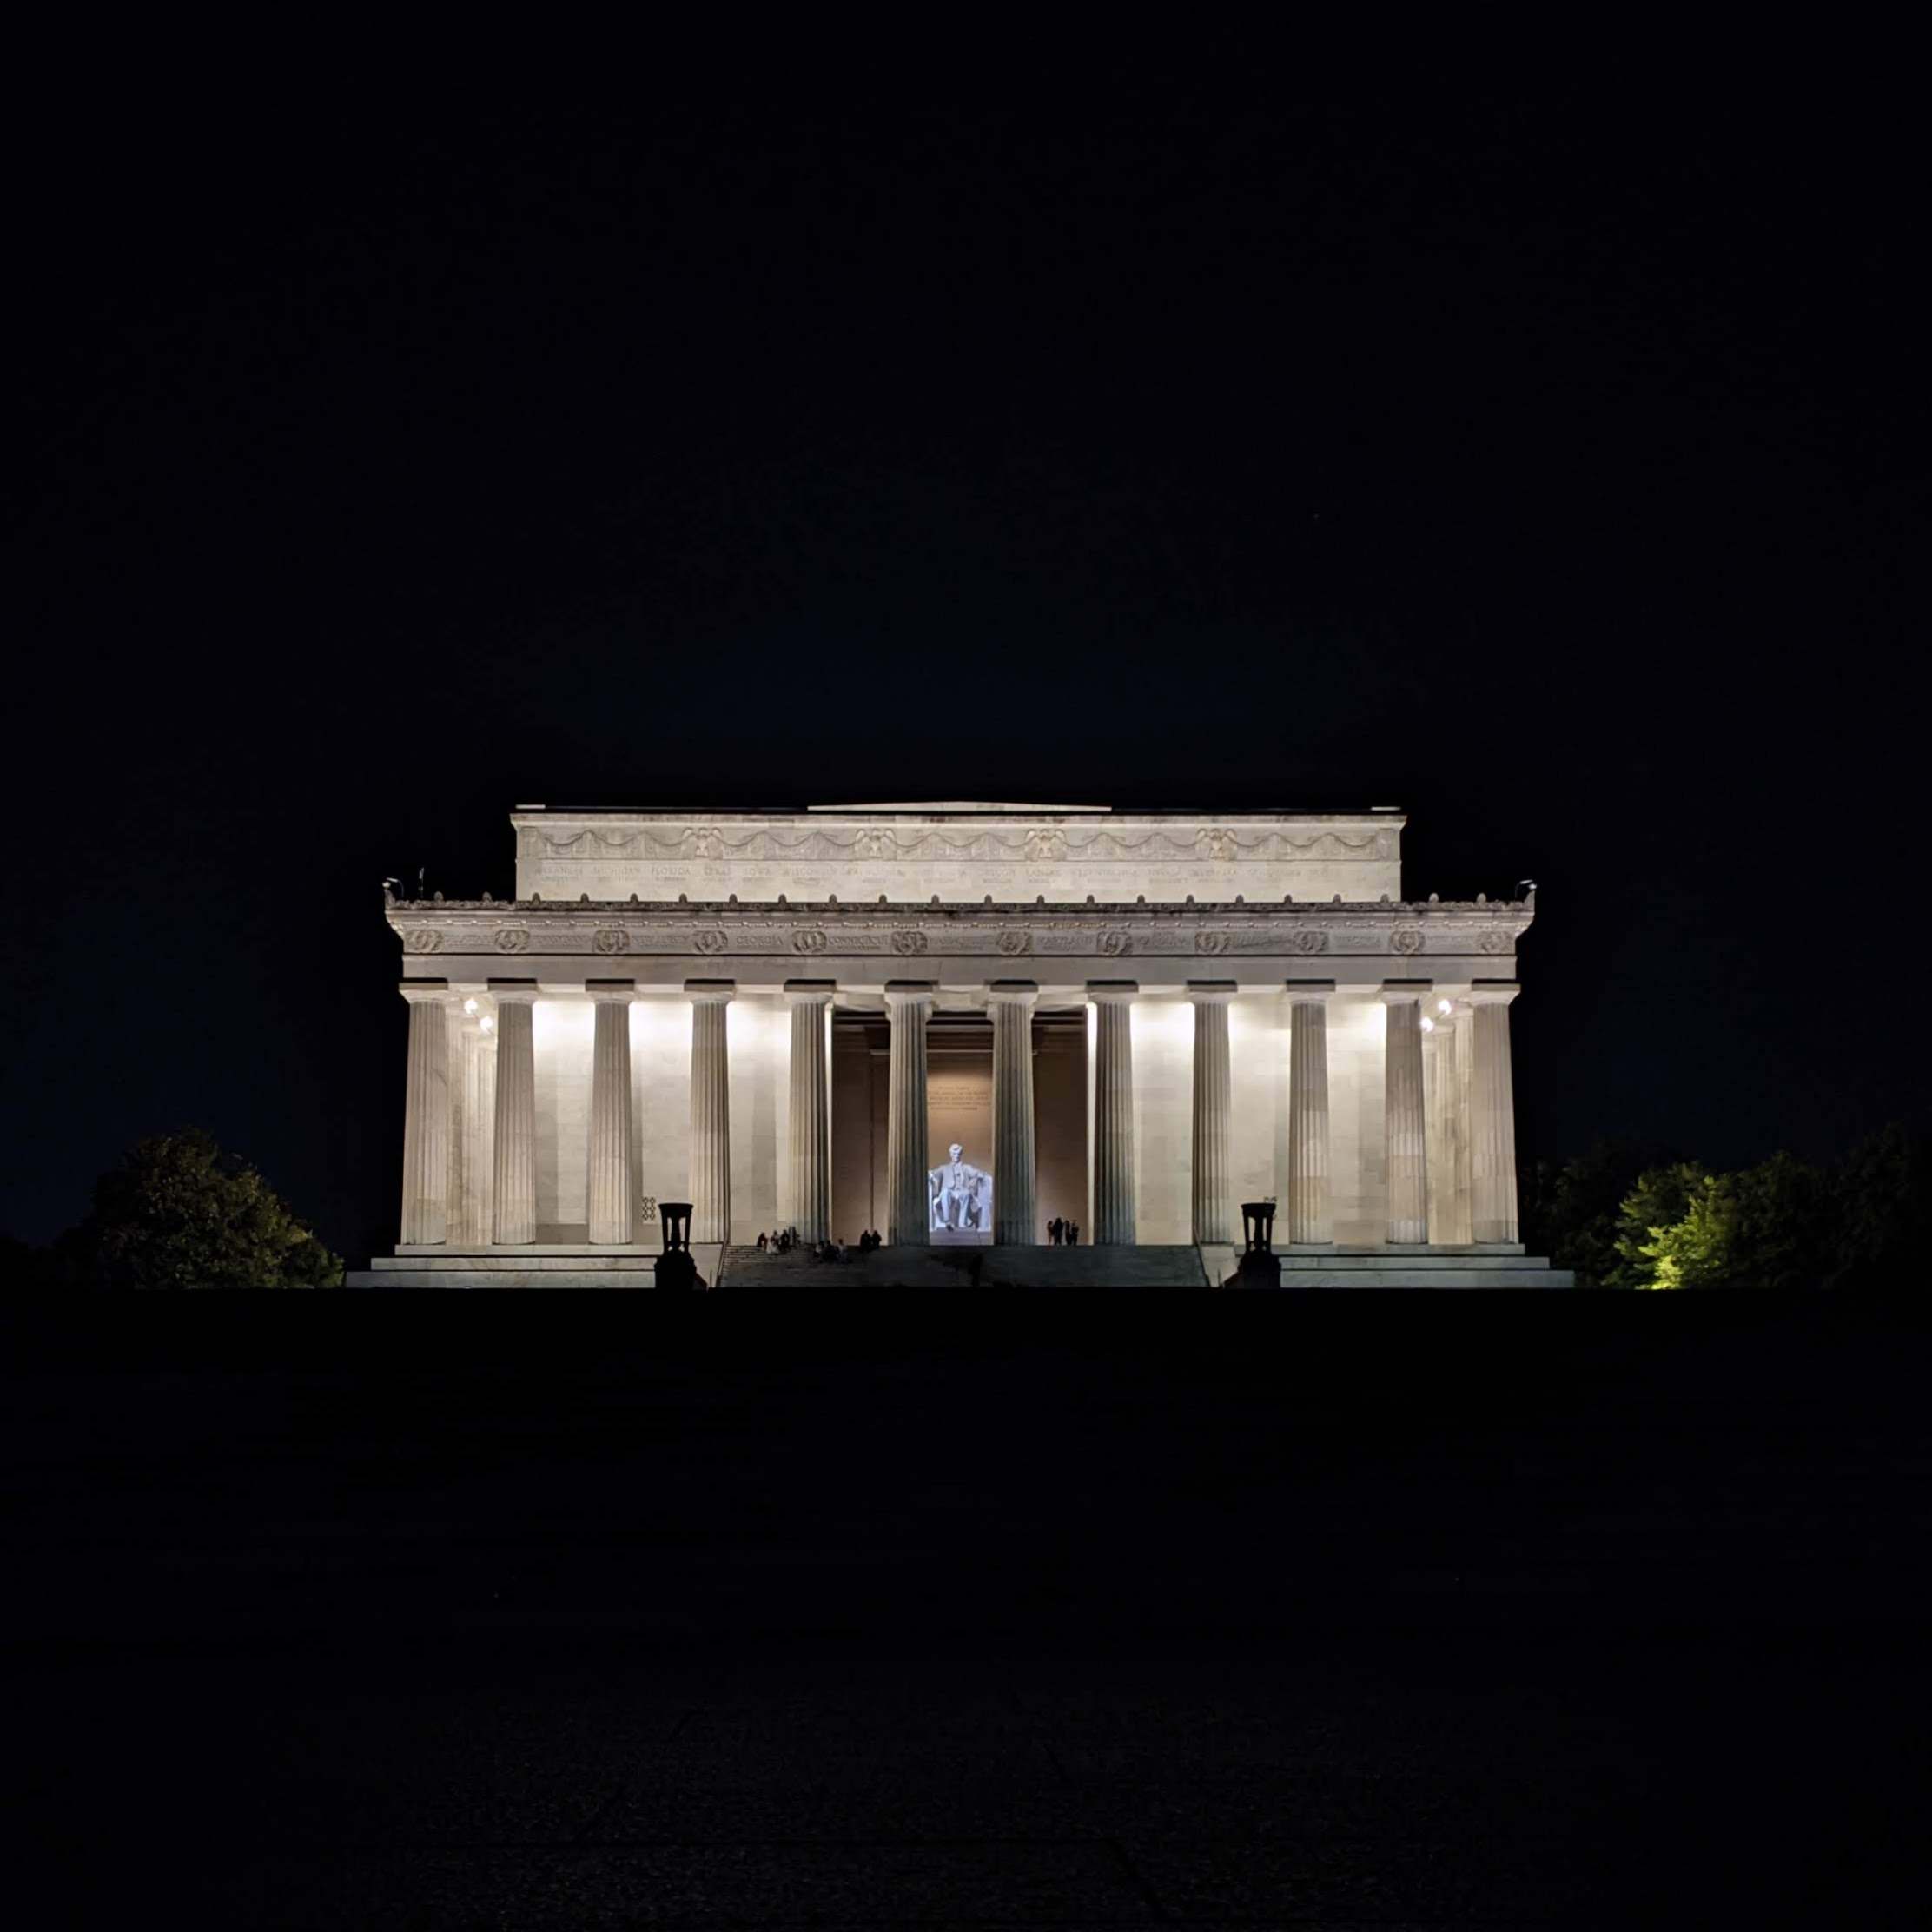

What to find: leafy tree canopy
left=65, top=1129, right=343, bottom=1288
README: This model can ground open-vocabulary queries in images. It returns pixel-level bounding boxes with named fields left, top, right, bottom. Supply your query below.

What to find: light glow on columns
left=1437, top=998, right=1452, bottom=1016
left=463, top=997, right=479, bottom=1016
left=1419, top=1016, right=1435, bottom=1032
left=480, top=1016, right=495, bottom=1034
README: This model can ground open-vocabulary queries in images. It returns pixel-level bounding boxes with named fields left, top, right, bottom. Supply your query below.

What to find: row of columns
left=398, top=974, right=1520, bottom=1250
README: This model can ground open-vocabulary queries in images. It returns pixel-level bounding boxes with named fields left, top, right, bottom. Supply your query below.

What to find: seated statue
left=929, top=1143, right=994, bottom=1234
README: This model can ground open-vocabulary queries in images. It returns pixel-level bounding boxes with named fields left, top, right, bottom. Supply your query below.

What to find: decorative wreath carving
left=692, top=930, right=727, bottom=955
left=1293, top=930, right=1330, bottom=955
left=854, top=828, right=896, bottom=860
left=1391, top=927, right=1425, bottom=956
left=791, top=929, right=829, bottom=954
left=996, top=929, right=1032, bottom=956
left=1194, top=931, right=1233, bottom=955
left=493, top=929, right=530, bottom=954
left=593, top=929, right=630, bottom=955
left=404, top=930, right=442, bottom=954
left=690, top=830, right=724, bottom=859
left=1199, top=828, right=1238, bottom=863
left=1024, top=828, right=1066, bottom=863
left=890, top=929, right=929, bottom=955
left=1098, top=930, right=1132, bottom=956
left=1479, top=930, right=1514, bottom=955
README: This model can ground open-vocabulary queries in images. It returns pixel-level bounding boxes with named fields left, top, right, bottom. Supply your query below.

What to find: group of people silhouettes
left=1047, top=1217, right=1082, bottom=1245
left=753, top=1227, right=891, bottom=1264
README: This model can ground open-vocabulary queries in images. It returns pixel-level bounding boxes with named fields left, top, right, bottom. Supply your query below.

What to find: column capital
left=1466, top=979, right=1521, bottom=1007
left=1086, top=979, right=1139, bottom=1002
left=985, top=979, right=1039, bottom=1009
left=883, top=980, right=936, bottom=1015
left=783, top=979, right=837, bottom=1005
left=684, top=978, right=735, bottom=1004
left=486, top=977, right=539, bottom=1003
left=588, top=978, right=638, bottom=1003
left=1380, top=978, right=1434, bottom=1005
left=399, top=978, right=450, bottom=1005
left=1186, top=979, right=1237, bottom=1006
left=1286, top=978, right=1336, bottom=1003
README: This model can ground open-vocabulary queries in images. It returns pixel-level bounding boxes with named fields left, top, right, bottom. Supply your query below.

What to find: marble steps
left=346, top=1243, right=722, bottom=1288
left=715, top=1245, right=1210, bottom=1287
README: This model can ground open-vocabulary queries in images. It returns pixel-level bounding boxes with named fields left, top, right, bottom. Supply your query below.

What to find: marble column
left=1468, top=980, right=1522, bottom=1247
left=883, top=982, right=934, bottom=1246
left=587, top=980, right=637, bottom=1246
left=1088, top=982, right=1138, bottom=1245
left=1425, top=998, right=1472, bottom=1246
left=490, top=982, right=537, bottom=1245
left=1286, top=981, right=1334, bottom=1246
left=687, top=981, right=734, bottom=1244
left=1188, top=982, right=1235, bottom=1246
left=785, top=980, right=834, bottom=1244
left=988, top=981, right=1038, bottom=1245
left=399, top=980, right=451, bottom=1246
left=1454, top=1002, right=1476, bottom=1241
left=456, top=1006, right=498, bottom=1246
left=1382, top=980, right=1432, bottom=1247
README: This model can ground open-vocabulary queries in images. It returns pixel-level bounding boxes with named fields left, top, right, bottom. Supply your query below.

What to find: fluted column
left=1286, top=981, right=1334, bottom=1246
left=1453, top=1002, right=1475, bottom=1242
left=687, top=981, right=734, bottom=1244
left=1382, top=980, right=1432, bottom=1246
left=1188, top=982, right=1235, bottom=1245
left=490, top=982, right=537, bottom=1244
left=587, top=980, right=637, bottom=1246
left=1088, top=982, right=1137, bottom=1244
left=1468, top=980, right=1522, bottom=1247
left=1425, top=996, right=1471, bottom=1246
left=399, top=980, right=451, bottom=1245
left=988, top=981, right=1038, bottom=1244
left=884, top=982, right=935, bottom=1246
left=785, top=981, right=834, bottom=1243
left=455, top=1004, right=498, bottom=1245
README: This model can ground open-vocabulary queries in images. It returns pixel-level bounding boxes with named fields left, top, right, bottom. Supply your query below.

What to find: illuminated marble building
left=348, top=804, right=1570, bottom=1287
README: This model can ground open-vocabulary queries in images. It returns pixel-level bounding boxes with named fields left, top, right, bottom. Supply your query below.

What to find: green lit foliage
left=69, top=1129, right=343, bottom=1289
left=1611, top=1161, right=1710, bottom=1289
left=1637, top=1171, right=1738, bottom=1289
left=1623, top=1148, right=1855, bottom=1290
left=1529, top=1139, right=1678, bottom=1287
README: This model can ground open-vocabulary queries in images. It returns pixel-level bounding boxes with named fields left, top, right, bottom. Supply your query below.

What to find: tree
left=1631, top=1150, right=1837, bottom=1290
left=1637, top=1171, right=1738, bottom=1289
left=1727, top=1149, right=1840, bottom=1289
left=1611, top=1161, right=1710, bottom=1288
left=1530, top=1140, right=1679, bottom=1287
left=67, top=1130, right=343, bottom=1288
left=1830, top=1124, right=1931, bottom=1287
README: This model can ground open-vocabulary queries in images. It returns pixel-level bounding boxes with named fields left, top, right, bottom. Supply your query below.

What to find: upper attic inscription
left=511, top=808, right=1404, bottom=906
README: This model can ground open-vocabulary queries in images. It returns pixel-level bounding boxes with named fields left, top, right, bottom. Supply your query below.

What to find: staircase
left=715, top=1244, right=1208, bottom=1287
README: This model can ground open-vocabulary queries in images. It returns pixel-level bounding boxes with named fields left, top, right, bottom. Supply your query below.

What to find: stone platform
left=349, top=1244, right=1571, bottom=1287
left=347, top=1243, right=722, bottom=1288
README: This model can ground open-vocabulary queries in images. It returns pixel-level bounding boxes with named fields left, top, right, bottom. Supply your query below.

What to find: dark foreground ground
left=6, top=1294, right=1929, bottom=1927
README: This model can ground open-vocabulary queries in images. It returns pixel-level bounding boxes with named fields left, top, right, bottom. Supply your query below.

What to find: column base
left=1285, top=1241, right=1334, bottom=1253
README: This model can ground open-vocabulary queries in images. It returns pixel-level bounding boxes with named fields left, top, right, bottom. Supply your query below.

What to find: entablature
left=384, top=895, right=1532, bottom=967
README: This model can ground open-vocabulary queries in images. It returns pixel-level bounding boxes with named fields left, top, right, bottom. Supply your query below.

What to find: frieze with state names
left=386, top=902, right=1524, bottom=962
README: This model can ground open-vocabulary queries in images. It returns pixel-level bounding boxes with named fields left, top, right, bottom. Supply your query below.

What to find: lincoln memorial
left=348, top=804, right=1570, bottom=1286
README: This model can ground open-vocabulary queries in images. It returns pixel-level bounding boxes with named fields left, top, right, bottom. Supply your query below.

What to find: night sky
left=6, top=85, right=1926, bottom=1265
